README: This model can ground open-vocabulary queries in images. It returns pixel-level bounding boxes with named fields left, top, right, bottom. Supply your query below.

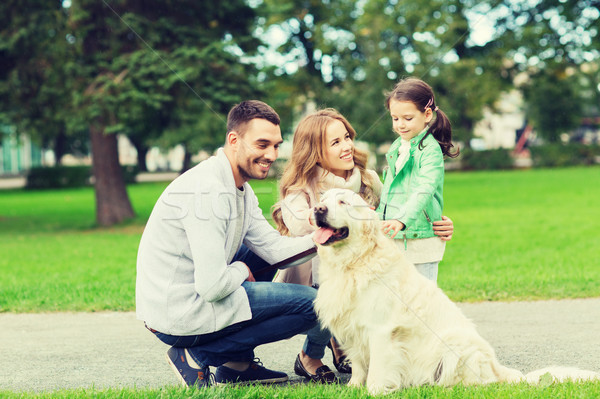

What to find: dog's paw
left=348, top=377, right=365, bottom=387
left=366, top=382, right=386, bottom=395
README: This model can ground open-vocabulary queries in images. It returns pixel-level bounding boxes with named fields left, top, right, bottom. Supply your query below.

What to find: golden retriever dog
left=312, top=188, right=599, bottom=394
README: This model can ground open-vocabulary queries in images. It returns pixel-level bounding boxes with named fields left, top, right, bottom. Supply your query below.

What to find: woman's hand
left=433, top=216, right=454, bottom=241
left=381, top=220, right=405, bottom=239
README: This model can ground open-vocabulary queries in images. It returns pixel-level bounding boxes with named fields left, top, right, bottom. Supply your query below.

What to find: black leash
left=253, top=247, right=317, bottom=276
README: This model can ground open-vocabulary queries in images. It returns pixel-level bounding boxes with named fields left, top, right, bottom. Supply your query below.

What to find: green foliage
left=25, top=165, right=139, bottom=190
left=522, top=67, right=584, bottom=143
left=2, top=1, right=267, bottom=224
left=0, top=1, right=71, bottom=152
left=257, top=0, right=600, bottom=150
left=64, top=0, right=264, bottom=153
left=459, top=148, right=514, bottom=171
left=497, top=1, right=599, bottom=68
left=530, top=144, right=600, bottom=168
left=121, top=164, right=140, bottom=184
left=26, top=166, right=91, bottom=189
left=3, top=0, right=599, bottom=159
left=260, top=0, right=511, bottom=145
left=488, top=2, right=599, bottom=139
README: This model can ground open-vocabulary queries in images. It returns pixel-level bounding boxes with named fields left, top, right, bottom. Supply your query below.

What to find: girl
left=272, top=108, right=454, bottom=382
left=377, top=77, right=459, bottom=282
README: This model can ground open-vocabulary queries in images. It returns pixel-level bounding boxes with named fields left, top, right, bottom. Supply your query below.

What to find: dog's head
left=312, top=188, right=380, bottom=249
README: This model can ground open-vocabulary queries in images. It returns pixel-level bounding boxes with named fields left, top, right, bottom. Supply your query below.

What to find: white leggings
left=414, top=262, right=439, bottom=282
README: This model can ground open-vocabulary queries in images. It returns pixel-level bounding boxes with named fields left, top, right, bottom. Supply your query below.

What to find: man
left=136, top=100, right=321, bottom=387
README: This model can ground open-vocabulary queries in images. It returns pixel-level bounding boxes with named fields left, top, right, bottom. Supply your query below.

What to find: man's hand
left=381, top=220, right=405, bottom=239
left=433, top=215, right=454, bottom=241
left=245, top=264, right=256, bottom=282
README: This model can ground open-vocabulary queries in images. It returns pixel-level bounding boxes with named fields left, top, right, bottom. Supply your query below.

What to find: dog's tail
left=434, top=347, right=523, bottom=386
left=525, top=366, right=600, bottom=384
left=492, top=361, right=524, bottom=383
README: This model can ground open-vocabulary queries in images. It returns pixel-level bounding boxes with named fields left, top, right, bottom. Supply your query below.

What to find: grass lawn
left=1, top=166, right=600, bottom=398
left=440, top=166, right=600, bottom=301
left=2, top=379, right=600, bottom=398
left=1, top=166, right=599, bottom=312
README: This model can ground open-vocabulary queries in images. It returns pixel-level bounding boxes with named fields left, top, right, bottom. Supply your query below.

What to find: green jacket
left=376, top=128, right=444, bottom=240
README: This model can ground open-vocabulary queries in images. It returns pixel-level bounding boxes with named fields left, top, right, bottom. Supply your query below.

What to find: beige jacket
left=274, top=166, right=381, bottom=286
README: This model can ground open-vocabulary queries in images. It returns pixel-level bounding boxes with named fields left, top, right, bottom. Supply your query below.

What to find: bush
left=529, top=143, right=600, bottom=167
left=121, top=164, right=140, bottom=184
left=459, top=148, right=514, bottom=170
left=26, top=166, right=91, bottom=189
left=26, top=165, right=139, bottom=189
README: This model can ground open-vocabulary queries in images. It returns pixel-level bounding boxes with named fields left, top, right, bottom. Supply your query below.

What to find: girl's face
left=389, top=100, right=433, bottom=141
left=322, top=119, right=355, bottom=178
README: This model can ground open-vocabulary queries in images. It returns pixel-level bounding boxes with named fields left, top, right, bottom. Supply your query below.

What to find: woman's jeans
left=153, top=245, right=330, bottom=367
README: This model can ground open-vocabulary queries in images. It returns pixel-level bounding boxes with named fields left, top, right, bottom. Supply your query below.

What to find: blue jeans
left=153, top=245, right=329, bottom=367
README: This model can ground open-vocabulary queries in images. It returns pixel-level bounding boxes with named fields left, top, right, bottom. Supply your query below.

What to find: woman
left=272, top=108, right=454, bottom=382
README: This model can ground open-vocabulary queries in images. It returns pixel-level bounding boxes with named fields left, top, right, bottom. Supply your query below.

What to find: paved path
left=2, top=298, right=599, bottom=392
left=0, top=176, right=26, bottom=190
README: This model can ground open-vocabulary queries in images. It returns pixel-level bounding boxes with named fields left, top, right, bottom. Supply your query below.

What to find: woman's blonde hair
left=271, top=108, right=379, bottom=235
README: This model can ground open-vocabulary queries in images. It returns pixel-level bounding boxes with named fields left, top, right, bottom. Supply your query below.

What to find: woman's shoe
left=327, top=340, right=352, bottom=374
left=293, top=354, right=338, bottom=384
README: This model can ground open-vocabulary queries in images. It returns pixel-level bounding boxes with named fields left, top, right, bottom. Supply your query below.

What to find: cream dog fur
left=312, top=188, right=599, bottom=394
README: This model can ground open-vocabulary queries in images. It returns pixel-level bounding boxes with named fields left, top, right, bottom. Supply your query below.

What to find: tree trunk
left=53, top=131, right=67, bottom=165
left=128, top=134, right=149, bottom=172
left=180, top=146, right=192, bottom=174
left=460, top=118, right=473, bottom=150
left=90, top=125, right=135, bottom=226
left=136, top=145, right=149, bottom=172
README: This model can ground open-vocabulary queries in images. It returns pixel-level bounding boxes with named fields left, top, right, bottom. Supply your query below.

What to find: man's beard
left=238, top=158, right=272, bottom=182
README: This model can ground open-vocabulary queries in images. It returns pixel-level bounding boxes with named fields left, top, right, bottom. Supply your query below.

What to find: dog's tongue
left=314, top=227, right=335, bottom=245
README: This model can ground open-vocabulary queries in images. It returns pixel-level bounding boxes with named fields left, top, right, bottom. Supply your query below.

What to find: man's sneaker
left=215, top=358, right=289, bottom=385
left=166, top=347, right=213, bottom=388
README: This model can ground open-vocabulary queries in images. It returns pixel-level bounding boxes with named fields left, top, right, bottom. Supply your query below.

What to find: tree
left=258, top=0, right=362, bottom=132
left=523, top=66, right=583, bottom=142
left=2, top=1, right=264, bottom=226
left=259, top=0, right=511, bottom=150
left=0, top=1, right=73, bottom=162
left=488, top=0, right=599, bottom=134
left=260, top=0, right=600, bottom=154
left=147, top=43, right=263, bottom=173
left=73, top=2, right=266, bottom=218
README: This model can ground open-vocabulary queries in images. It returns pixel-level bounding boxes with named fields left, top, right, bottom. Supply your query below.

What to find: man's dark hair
left=226, top=100, right=280, bottom=135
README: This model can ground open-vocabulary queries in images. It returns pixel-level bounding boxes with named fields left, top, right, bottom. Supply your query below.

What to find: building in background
left=0, top=125, right=43, bottom=175
left=471, top=90, right=526, bottom=151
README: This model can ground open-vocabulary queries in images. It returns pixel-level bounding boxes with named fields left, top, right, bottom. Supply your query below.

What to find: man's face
left=233, top=118, right=282, bottom=186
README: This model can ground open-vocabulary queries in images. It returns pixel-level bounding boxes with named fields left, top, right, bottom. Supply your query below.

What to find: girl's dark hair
left=385, top=77, right=459, bottom=158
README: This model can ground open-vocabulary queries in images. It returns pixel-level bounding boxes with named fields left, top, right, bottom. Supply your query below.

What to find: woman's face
left=322, top=119, right=354, bottom=178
